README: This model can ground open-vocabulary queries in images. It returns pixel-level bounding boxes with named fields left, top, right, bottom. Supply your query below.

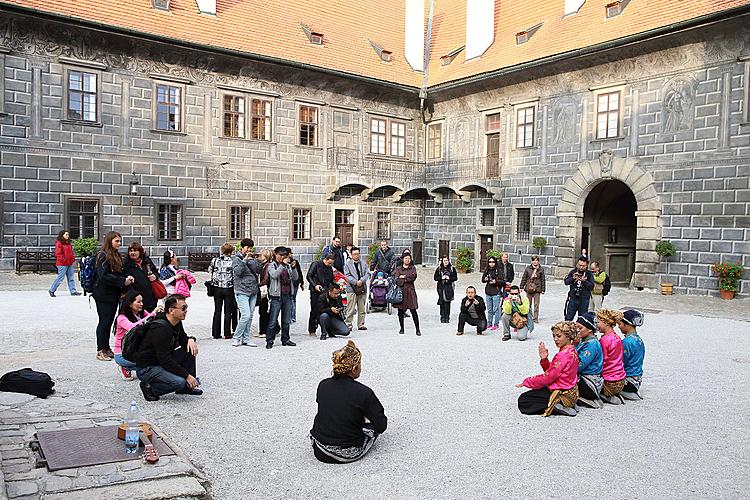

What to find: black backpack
left=121, top=317, right=171, bottom=362
left=603, top=274, right=612, bottom=296
left=79, top=255, right=97, bottom=295
left=0, top=368, right=55, bottom=398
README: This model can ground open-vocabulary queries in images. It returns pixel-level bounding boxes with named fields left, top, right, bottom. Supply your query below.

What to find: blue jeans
left=233, top=293, right=257, bottom=343
left=267, top=294, right=293, bottom=345
left=291, top=287, right=298, bottom=322
left=565, top=295, right=590, bottom=321
left=50, top=265, right=77, bottom=294
left=114, top=354, right=137, bottom=369
left=486, top=294, right=501, bottom=327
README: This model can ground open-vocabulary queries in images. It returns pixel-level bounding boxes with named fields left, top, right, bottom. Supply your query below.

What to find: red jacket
left=55, top=240, right=75, bottom=266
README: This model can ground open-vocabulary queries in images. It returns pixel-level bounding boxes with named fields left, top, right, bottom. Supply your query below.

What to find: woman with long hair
left=481, top=256, right=501, bottom=330
left=123, top=242, right=158, bottom=312
left=114, top=290, right=163, bottom=380
left=256, top=248, right=273, bottom=339
left=92, top=231, right=134, bottom=361
left=208, top=242, right=238, bottom=339
left=49, top=229, right=81, bottom=297
left=433, top=255, right=457, bottom=323
left=395, top=251, right=420, bottom=336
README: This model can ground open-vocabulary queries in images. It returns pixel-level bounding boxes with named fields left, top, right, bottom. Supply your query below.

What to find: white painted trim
left=149, top=73, right=193, bottom=85
left=58, top=56, right=107, bottom=70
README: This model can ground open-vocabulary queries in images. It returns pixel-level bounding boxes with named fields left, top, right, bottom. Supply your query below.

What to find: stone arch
left=554, top=151, right=663, bottom=289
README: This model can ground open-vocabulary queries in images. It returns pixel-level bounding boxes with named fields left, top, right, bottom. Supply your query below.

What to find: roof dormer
left=152, top=0, right=170, bottom=11
left=515, top=22, right=543, bottom=45
left=369, top=41, right=393, bottom=63
left=440, top=46, right=465, bottom=66
left=301, top=23, right=324, bottom=45
left=606, top=0, right=630, bottom=18
left=195, top=0, right=216, bottom=15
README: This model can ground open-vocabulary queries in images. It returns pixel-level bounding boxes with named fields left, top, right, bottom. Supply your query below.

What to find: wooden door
left=479, top=235, right=493, bottom=272
left=438, top=240, right=450, bottom=261
left=412, top=241, right=423, bottom=265
left=335, top=209, right=355, bottom=246
left=486, top=133, right=501, bottom=178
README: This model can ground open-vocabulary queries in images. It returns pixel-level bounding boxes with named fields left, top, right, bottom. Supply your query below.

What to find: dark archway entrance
left=582, top=180, right=637, bottom=285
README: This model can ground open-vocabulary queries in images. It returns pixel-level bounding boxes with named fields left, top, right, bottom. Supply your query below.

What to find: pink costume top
left=522, top=345, right=579, bottom=391
left=599, top=330, right=626, bottom=382
left=173, top=270, right=197, bottom=298
left=114, top=311, right=155, bottom=354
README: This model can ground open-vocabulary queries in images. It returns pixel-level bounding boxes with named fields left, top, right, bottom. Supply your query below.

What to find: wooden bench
left=187, top=252, right=215, bottom=272
left=16, top=250, right=57, bottom=274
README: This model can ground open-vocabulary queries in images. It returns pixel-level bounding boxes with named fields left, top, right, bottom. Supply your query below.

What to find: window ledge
left=220, top=136, right=274, bottom=144
left=61, top=119, right=102, bottom=128
left=590, top=136, right=627, bottom=143
left=297, top=144, right=323, bottom=150
left=157, top=239, right=184, bottom=242
left=512, top=146, right=539, bottom=151
left=366, top=154, right=409, bottom=161
left=150, top=129, right=187, bottom=136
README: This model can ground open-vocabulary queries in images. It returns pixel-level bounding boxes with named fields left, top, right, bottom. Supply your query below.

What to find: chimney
left=465, top=0, right=495, bottom=60
left=196, top=0, right=216, bottom=15
left=564, top=0, right=585, bottom=16
left=404, top=0, right=424, bottom=71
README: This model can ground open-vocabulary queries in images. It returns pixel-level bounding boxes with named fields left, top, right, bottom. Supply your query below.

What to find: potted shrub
left=313, top=242, right=325, bottom=262
left=486, top=249, right=502, bottom=260
left=711, top=262, right=744, bottom=300
left=367, top=242, right=379, bottom=266
left=455, top=246, right=473, bottom=273
left=72, top=237, right=98, bottom=258
left=532, top=237, right=547, bottom=253
left=656, top=240, right=677, bottom=295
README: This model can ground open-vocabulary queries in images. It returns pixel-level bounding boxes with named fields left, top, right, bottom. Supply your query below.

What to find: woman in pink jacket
left=597, top=309, right=627, bottom=404
left=48, top=229, right=81, bottom=297
left=114, top=290, right=163, bottom=380
left=517, top=321, right=580, bottom=416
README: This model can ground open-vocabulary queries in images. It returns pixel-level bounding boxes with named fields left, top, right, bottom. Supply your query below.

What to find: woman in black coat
left=123, top=242, right=158, bottom=313
left=433, top=255, right=458, bottom=323
left=395, top=251, right=420, bottom=336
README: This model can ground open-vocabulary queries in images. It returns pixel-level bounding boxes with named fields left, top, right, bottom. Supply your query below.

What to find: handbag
left=511, top=312, right=528, bottom=329
left=150, top=278, right=167, bottom=299
left=385, top=278, right=403, bottom=305
left=205, top=281, right=215, bottom=297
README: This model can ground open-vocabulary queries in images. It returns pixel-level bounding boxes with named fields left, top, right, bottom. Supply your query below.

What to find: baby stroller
left=368, top=271, right=392, bottom=315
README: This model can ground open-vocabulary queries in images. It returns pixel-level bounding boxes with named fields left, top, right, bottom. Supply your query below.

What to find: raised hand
left=538, top=341, right=549, bottom=360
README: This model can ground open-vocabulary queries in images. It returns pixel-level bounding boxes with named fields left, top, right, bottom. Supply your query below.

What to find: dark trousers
left=267, top=294, right=293, bottom=344
left=136, top=347, right=196, bottom=397
left=518, top=388, right=552, bottom=415
left=319, top=312, right=350, bottom=338
left=398, top=309, right=420, bottom=332
left=565, top=295, right=590, bottom=321
left=578, top=378, right=600, bottom=402
left=94, top=299, right=118, bottom=351
left=457, top=313, right=487, bottom=334
left=212, top=287, right=237, bottom=338
left=258, top=295, right=269, bottom=335
left=439, top=301, right=451, bottom=322
left=309, top=291, right=323, bottom=333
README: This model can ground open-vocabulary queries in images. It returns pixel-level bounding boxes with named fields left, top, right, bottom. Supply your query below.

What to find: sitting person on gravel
left=317, top=283, right=350, bottom=340
left=501, top=285, right=534, bottom=341
left=575, top=312, right=604, bottom=409
left=310, top=340, right=387, bottom=463
left=456, top=286, right=487, bottom=336
left=516, top=321, right=580, bottom=417
left=114, top=290, right=163, bottom=381
left=597, top=309, right=627, bottom=405
left=133, top=294, right=201, bottom=401
left=619, top=309, right=645, bottom=401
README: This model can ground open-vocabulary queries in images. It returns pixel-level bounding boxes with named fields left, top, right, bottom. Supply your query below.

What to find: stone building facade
left=0, top=6, right=749, bottom=296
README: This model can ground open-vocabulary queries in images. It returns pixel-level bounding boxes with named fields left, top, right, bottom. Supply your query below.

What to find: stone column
left=629, top=88, right=639, bottom=156
left=0, top=47, right=8, bottom=115
left=30, top=62, right=43, bottom=139
left=541, top=103, right=548, bottom=163
left=632, top=209, right=662, bottom=289
left=554, top=211, right=583, bottom=279
left=120, top=78, right=130, bottom=149
left=718, top=69, right=732, bottom=150
left=202, top=89, right=212, bottom=154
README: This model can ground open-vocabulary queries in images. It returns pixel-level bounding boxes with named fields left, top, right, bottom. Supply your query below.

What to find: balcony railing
left=425, top=156, right=501, bottom=182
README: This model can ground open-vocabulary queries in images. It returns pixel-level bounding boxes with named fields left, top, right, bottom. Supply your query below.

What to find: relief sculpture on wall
left=551, top=97, right=577, bottom=145
left=662, top=76, right=695, bottom=133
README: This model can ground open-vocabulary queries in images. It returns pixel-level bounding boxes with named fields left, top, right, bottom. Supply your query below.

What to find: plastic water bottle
left=124, top=400, right=140, bottom=454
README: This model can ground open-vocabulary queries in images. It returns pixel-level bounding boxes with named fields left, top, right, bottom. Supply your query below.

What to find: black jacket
left=372, top=247, right=395, bottom=274
left=311, top=375, right=387, bottom=447
left=290, top=259, right=304, bottom=289
left=123, top=256, right=158, bottom=312
left=307, top=261, right=334, bottom=294
left=481, top=267, right=501, bottom=296
left=433, top=264, right=458, bottom=303
left=564, top=269, right=594, bottom=299
left=459, top=295, right=487, bottom=321
left=498, top=261, right=515, bottom=287
left=92, top=251, right=127, bottom=303
left=134, top=317, right=195, bottom=379
left=317, top=293, right=345, bottom=320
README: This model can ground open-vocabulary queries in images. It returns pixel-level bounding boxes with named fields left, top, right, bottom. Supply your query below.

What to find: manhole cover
left=619, top=306, right=662, bottom=314
left=36, top=425, right=175, bottom=471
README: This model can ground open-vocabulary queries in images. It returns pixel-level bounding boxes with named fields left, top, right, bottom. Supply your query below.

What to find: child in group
left=575, top=311, right=604, bottom=409
left=516, top=321, right=580, bottom=417
left=597, top=309, right=626, bottom=405
left=114, top=290, right=163, bottom=381
left=619, top=309, right=645, bottom=400
left=372, top=271, right=388, bottom=288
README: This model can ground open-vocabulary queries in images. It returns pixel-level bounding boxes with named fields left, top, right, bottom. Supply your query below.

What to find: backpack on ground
left=0, top=368, right=55, bottom=398
left=80, top=255, right=97, bottom=295
left=121, top=317, right=171, bottom=362
left=603, top=274, right=612, bottom=296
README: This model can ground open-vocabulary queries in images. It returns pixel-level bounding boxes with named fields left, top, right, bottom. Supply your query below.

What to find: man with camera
left=317, top=283, right=350, bottom=340
left=265, top=246, right=299, bottom=349
left=564, top=257, right=595, bottom=320
left=501, top=285, right=533, bottom=341
left=456, top=286, right=487, bottom=335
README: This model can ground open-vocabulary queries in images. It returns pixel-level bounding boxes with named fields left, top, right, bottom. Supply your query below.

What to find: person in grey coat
left=232, top=238, right=263, bottom=347
left=344, top=246, right=371, bottom=331
left=265, top=246, right=299, bottom=349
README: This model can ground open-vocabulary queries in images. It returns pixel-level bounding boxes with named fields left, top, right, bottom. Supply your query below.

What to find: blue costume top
left=576, top=336, right=603, bottom=375
left=622, top=332, right=645, bottom=377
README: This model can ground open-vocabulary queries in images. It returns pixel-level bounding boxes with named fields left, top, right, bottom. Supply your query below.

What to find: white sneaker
left=242, top=341, right=258, bottom=347
left=231, top=339, right=242, bottom=347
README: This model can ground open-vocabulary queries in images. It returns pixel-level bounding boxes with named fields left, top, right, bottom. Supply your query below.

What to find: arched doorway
left=582, top=180, right=637, bottom=285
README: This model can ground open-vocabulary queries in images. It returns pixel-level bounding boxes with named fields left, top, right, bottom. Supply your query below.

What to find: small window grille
left=480, top=209, right=494, bottom=227
left=515, top=208, right=531, bottom=241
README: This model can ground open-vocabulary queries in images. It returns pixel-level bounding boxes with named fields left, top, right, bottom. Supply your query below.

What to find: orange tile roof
left=1, top=0, right=749, bottom=91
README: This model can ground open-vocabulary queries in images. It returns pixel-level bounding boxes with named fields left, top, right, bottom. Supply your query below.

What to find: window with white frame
left=222, top=94, right=245, bottom=138
left=299, top=105, right=319, bottom=146
left=427, top=122, right=443, bottom=160
left=66, top=70, right=98, bottom=122
left=515, top=105, right=535, bottom=148
left=157, top=203, right=183, bottom=240
left=292, top=208, right=312, bottom=240
left=67, top=198, right=99, bottom=239
left=370, top=118, right=387, bottom=154
left=376, top=211, right=391, bottom=240
left=251, top=98, right=272, bottom=141
left=515, top=207, right=531, bottom=241
left=334, top=110, right=352, bottom=131
left=370, top=117, right=407, bottom=156
left=390, top=121, right=406, bottom=157
left=596, top=90, right=621, bottom=139
left=155, top=83, right=182, bottom=132
left=228, top=206, right=251, bottom=240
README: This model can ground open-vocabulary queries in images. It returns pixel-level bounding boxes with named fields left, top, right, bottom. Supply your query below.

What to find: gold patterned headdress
left=551, top=320, right=579, bottom=342
left=332, top=340, right=362, bottom=376
left=596, top=309, right=624, bottom=327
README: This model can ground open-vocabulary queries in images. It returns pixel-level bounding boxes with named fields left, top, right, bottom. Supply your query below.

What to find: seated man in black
left=134, top=294, right=201, bottom=401
left=310, top=340, right=387, bottom=463
left=317, top=283, right=350, bottom=340
left=457, top=286, right=487, bottom=336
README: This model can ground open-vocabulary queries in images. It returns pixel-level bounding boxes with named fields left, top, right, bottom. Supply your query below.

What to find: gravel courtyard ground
left=1, top=271, right=749, bottom=499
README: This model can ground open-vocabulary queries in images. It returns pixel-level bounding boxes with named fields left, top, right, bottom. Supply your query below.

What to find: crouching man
left=135, top=294, right=201, bottom=401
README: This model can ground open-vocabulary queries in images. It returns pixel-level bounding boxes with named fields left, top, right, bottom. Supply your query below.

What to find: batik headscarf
left=332, top=340, right=362, bottom=376
left=596, top=309, right=624, bottom=327
left=551, top=320, right=579, bottom=342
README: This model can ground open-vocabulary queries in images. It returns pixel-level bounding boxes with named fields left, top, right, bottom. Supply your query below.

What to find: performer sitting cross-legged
left=619, top=309, right=646, bottom=401
left=597, top=309, right=627, bottom=405
left=575, top=312, right=604, bottom=409
left=516, top=321, right=579, bottom=417
left=309, top=340, right=387, bottom=463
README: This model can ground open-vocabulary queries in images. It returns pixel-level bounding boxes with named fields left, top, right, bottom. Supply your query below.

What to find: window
left=157, top=204, right=182, bottom=240
left=228, top=206, right=251, bottom=240
left=376, top=211, right=391, bottom=240
left=480, top=208, right=494, bottom=227
left=486, top=113, right=502, bottom=132
left=390, top=122, right=406, bottom=157
left=334, top=110, right=352, bottom=131
left=299, top=105, right=318, bottom=146
left=67, top=198, right=99, bottom=239
left=596, top=91, right=621, bottom=139
left=155, top=83, right=182, bottom=132
left=292, top=208, right=311, bottom=240
left=515, top=208, right=531, bottom=241
left=66, top=70, right=98, bottom=122
left=223, top=95, right=245, bottom=138
left=427, top=123, right=443, bottom=160
left=515, top=105, right=535, bottom=148
left=370, top=118, right=387, bottom=154
left=251, top=99, right=272, bottom=141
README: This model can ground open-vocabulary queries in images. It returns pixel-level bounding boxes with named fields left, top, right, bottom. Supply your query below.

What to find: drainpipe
left=419, top=0, right=435, bottom=124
